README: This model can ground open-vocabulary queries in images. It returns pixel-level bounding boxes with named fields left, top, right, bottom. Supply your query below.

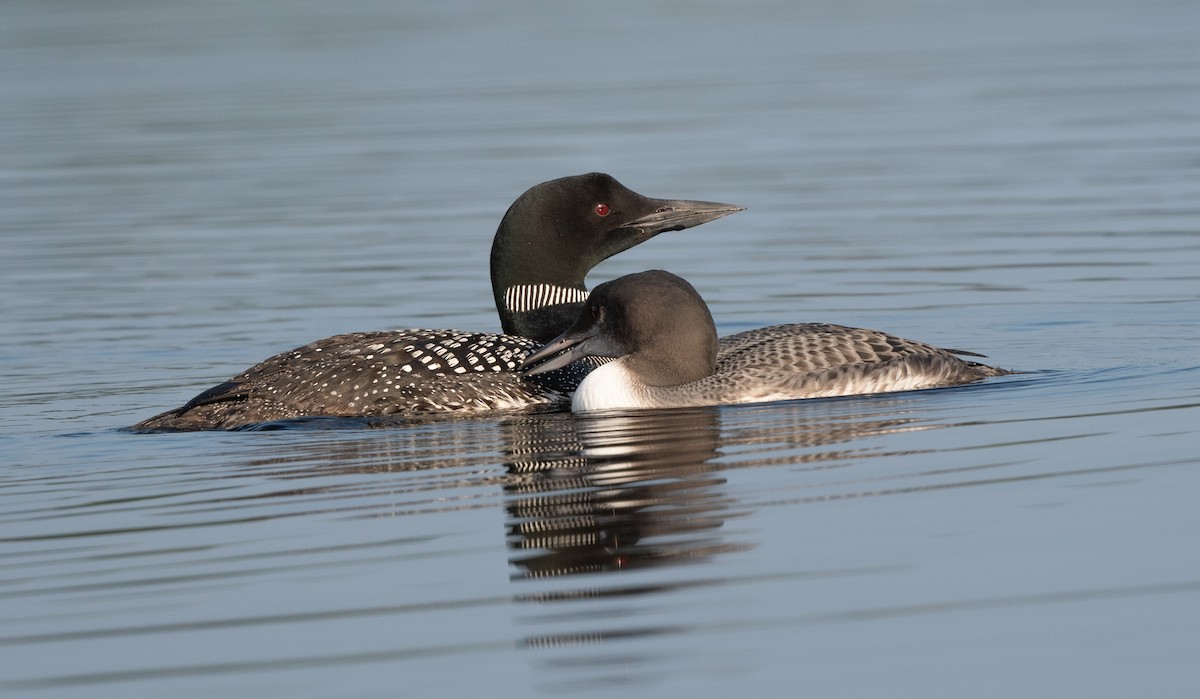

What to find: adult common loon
left=522, top=270, right=1011, bottom=412
left=133, top=175, right=742, bottom=430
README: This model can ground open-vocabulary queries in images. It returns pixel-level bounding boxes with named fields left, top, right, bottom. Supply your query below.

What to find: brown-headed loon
left=133, top=175, right=742, bottom=430
left=522, top=270, right=1011, bottom=412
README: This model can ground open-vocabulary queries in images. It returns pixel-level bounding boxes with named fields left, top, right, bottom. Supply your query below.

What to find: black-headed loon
left=522, top=270, right=1011, bottom=412
left=133, top=175, right=742, bottom=430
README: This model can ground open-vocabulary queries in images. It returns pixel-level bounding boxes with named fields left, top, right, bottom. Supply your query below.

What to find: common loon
left=133, top=175, right=742, bottom=430
left=522, top=270, right=1011, bottom=412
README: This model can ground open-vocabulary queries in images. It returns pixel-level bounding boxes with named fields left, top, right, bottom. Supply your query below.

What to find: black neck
left=490, top=241, right=589, bottom=342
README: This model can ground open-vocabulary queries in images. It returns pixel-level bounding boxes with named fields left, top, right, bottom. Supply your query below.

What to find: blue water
left=3, top=0, right=1199, bottom=696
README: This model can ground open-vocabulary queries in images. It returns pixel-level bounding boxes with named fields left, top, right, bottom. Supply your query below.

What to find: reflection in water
left=192, top=400, right=939, bottom=590
left=504, top=409, right=741, bottom=580
left=497, top=400, right=940, bottom=587
left=497, top=400, right=950, bottom=682
left=215, top=401, right=944, bottom=583
left=716, top=398, right=941, bottom=471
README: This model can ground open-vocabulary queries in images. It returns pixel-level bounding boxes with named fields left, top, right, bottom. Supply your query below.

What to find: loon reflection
left=216, top=398, right=939, bottom=582
left=503, top=408, right=746, bottom=579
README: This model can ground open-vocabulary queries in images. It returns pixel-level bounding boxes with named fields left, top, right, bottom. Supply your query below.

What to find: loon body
left=133, top=175, right=742, bottom=430
left=523, top=270, right=1011, bottom=412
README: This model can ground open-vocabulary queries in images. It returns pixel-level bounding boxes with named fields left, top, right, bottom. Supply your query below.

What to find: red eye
left=594, top=203, right=610, bottom=217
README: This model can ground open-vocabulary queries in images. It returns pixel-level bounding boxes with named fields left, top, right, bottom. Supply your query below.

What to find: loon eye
left=594, top=203, right=610, bottom=217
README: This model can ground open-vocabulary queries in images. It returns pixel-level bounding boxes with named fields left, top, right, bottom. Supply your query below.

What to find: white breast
left=571, top=361, right=648, bottom=412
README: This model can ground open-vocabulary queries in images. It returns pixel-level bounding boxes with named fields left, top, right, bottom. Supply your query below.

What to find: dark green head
left=490, top=173, right=741, bottom=342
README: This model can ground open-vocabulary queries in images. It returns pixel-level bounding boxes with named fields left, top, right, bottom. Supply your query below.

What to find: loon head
left=491, top=174, right=742, bottom=342
left=522, top=270, right=718, bottom=387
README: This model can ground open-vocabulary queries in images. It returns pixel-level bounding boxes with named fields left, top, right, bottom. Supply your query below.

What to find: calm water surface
left=3, top=0, right=1199, bottom=696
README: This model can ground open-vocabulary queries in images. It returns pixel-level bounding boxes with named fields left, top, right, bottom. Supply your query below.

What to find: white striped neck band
left=503, top=284, right=589, bottom=314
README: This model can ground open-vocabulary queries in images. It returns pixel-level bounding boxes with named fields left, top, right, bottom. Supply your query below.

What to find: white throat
left=503, top=284, right=589, bottom=313
left=571, top=360, right=648, bottom=413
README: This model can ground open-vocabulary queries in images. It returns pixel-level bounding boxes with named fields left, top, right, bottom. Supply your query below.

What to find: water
left=3, top=0, right=1199, bottom=695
